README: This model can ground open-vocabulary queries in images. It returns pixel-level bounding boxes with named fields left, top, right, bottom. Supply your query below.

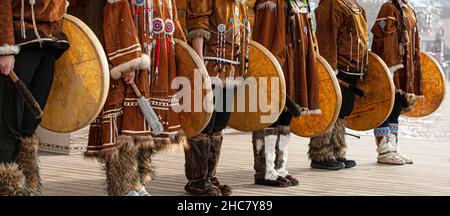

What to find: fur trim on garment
left=17, top=135, right=41, bottom=195
left=332, top=119, right=347, bottom=159
left=0, top=44, right=20, bottom=55
left=301, top=109, right=322, bottom=116
left=389, top=64, right=404, bottom=75
left=152, top=130, right=188, bottom=154
left=107, top=0, right=124, bottom=3
left=0, top=163, right=26, bottom=196
left=308, top=125, right=336, bottom=162
left=187, top=29, right=211, bottom=42
left=256, top=1, right=277, bottom=11
left=110, top=54, right=151, bottom=80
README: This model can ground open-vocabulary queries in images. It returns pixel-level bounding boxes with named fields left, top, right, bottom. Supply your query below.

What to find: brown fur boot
left=332, top=119, right=356, bottom=168
left=308, top=124, right=345, bottom=170
left=0, top=163, right=27, bottom=196
left=17, top=136, right=41, bottom=195
left=104, top=136, right=140, bottom=196
left=136, top=136, right=155, bottom=186
left=184, top=134, right=221, bottom=196
left=208, top=132, right=233, bottom=196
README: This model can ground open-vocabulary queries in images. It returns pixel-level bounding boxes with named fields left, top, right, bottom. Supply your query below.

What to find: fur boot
left=274, top=126, right=298, bottom=186
left=374, top=127, right=405, bottom=165
left=332, top=119, right=356, bottom=168
left=0, top=163, right=26, bottom=196
left=208, top=132, right=233, bottom=195
left=389, top=124, right=413, bottom=164
left=104, top=136, right=140, bottom=196
left=136, top=136, right=155, bottom=186
left=308, top=124, right=345, bottom=170
left=17, top=135, right=41, bottom=195
left=184, top=134, right=221, bottom=196
left=253, top=128, right=291, bottom=187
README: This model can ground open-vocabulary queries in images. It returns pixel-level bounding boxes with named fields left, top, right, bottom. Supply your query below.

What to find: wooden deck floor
left=40, top=131, right=450, bottom=196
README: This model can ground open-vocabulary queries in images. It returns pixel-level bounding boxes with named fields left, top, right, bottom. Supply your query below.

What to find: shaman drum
left=40, top=15, right=109, bottom=133
left=290, top=55, right=342, bottom=137
left=174, top=39, right=214, bottom=138
left=403, top=51, right=446, bottom=117
left=345, top=51, right=396, bottom=131
left=227, top=41, right=286, bottom=132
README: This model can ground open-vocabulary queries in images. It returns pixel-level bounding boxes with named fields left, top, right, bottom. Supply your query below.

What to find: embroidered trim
left=388, top=124, right=399, bottom=133
left=374, top=127, right=391, bottom=137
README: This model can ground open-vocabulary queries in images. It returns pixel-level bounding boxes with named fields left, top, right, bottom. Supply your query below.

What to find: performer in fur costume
left=371, top=0, right=422, bottom=165
left=184, top=0, right=251, bottom=196
left=0, top=0, right=70, bottom=195
left=251, top=0, right=320, bottom=186
left=311, top=0, right=368, bottom=170
left=83, top=0, right=187, bottom=196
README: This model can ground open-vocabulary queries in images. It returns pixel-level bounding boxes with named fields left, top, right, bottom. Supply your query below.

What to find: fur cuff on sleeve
left=256, top=1, right=277, bottom=11
left=107, top=0, right=124, bottom=3
left=110, top=54, right=150, bottom=80
left=389, top=64, right=404, bottom=75
left=187, top=29, right=211, bottom=42
left=0, top=44, right=20, bottom=56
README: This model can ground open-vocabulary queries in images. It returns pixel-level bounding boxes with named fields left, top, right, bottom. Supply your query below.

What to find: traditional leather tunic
left=187, top=0, right=250, bottom=86
left=0, top=0, right=69, bottom=56
left=315, top=0, right=369, bottom=76
left=372, top=0, right=422, bottom=95
left=86, top=0, right=187, bottom=158
left=253, top=0, right=320, bottom=114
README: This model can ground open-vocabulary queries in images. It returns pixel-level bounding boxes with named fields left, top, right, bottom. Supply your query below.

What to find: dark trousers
left=337, top=73, right=358, bottom=119
left=0, top=47, right=56, bottom=163
left=379, top=93, right=405, bottom=127
left=202, top=87, right=234, bottom=134
left=270, top=111, right=293, bottom=127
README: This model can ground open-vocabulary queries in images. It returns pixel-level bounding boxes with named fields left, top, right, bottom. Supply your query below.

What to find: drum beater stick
left=8, top=70, right=43, bottom=119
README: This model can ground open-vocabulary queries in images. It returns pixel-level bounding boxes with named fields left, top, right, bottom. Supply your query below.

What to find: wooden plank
left=39, top=134, right=450, bottom=196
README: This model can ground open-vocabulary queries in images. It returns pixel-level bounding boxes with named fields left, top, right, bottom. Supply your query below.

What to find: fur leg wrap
left=308, top=124, right=336, bottom=162
left=253, top=128, right=279, bottom=181
left=137, top=150, right=154, bottom=186
left=17, top=136, right=41, bottom=195
left=104, top=136, right=140, bottom=196
left=207, top=132, right=223, bottom=179
left=184, top=134, right=211, bottom=182
left=333, top=119, right=347, bottom=159
left=0, top=163, right=26, bottom=196
left=275, top=126, right=290, bottom=177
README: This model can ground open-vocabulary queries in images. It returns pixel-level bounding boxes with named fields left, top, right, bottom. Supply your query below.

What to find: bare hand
left=122, top=71, right=136, bottom=85
left=192, top=37, right=204, bottom=61
left=0, top=55, right=15, bottom=76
